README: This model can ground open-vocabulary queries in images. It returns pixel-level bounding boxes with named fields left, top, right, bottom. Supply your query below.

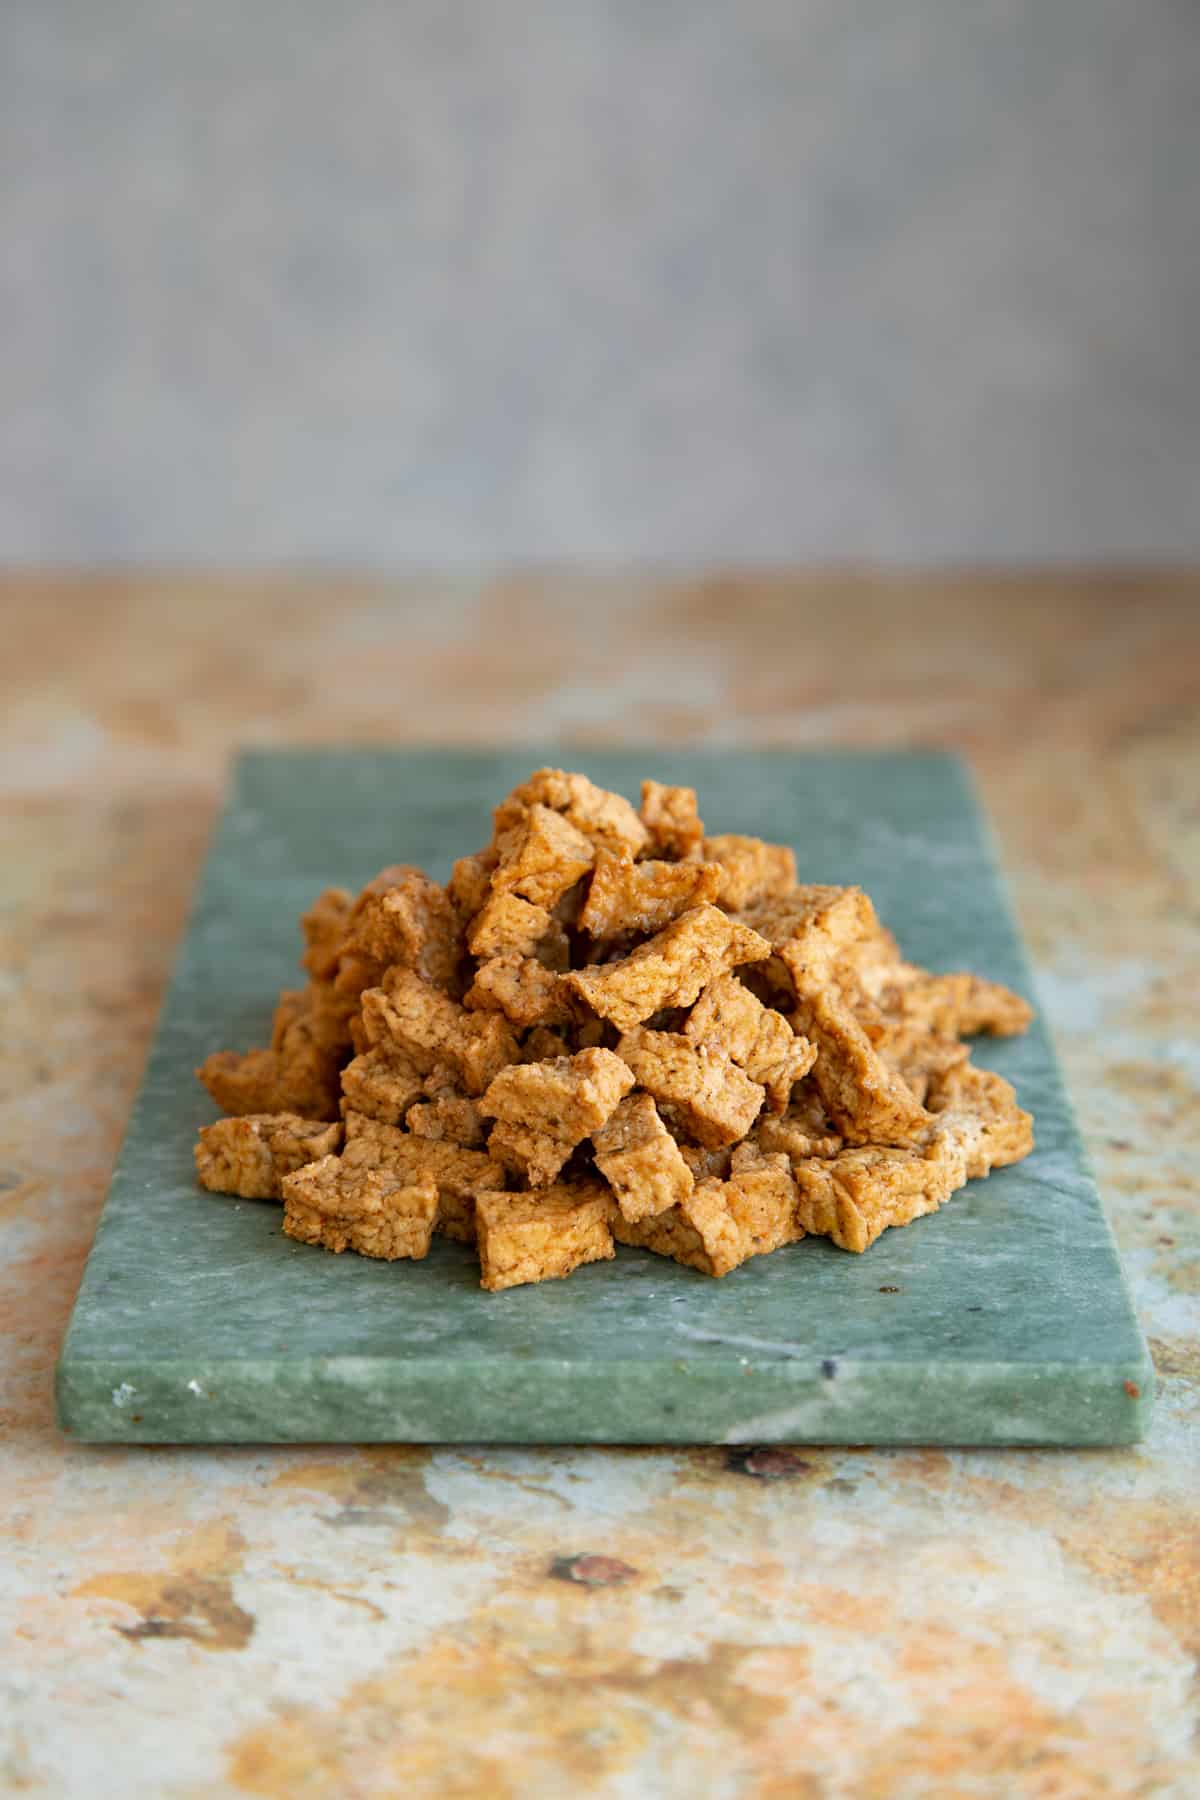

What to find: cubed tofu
left=616, top=1027, right=765, bottom=1149
left=476, top=1183, right=615, bottom=1291
left=592, top=1092, right=694, bottom=1222
left=702, top=834, right=797, bottom=910
left=480, top=1048, right=635, bottom=1186
left=578, top=848, right=723, bottom=940
left=566, top=905, right=770, bottom=1032
left=341, top=1111, right=507, bottom=1242
left=195, top=1113, right=343, bottom=1200
left=639, top=780, right=705, bottom=859
left=281, top=1155, right=438, bottom=1260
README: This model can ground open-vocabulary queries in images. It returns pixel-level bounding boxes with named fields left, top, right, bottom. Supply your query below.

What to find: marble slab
left=55, top=750, right=1153, bottom=1445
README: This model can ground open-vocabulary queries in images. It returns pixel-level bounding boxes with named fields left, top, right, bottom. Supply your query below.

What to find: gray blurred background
left=3, top=0, right=1198, bottom=565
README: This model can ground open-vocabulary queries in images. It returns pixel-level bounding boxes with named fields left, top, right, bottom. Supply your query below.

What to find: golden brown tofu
left=616, top=1027, right=765, bottom=1149
left=578, top=848, right=723, bottom=940
left=196, top=1041, right=339, bottom=1122
left=366, top=968, right=519, bottom=1095
left=925, top=1063, right=1034, bottom=1177
left=752, top=1084, right=843, bottom=1162
left=725, top=1145, right=802, bottom=1255
left=638, top=780, right=705, bottom=860
left=610, top=1179, right=747, bottom=1277
left=345, top=870, right=463, bottom=994
left=789, top=980, right=932, bottom=1148
left=407, top=1093, right=488, bottom=1150
left=476, top=1183, right=615, bottom=1291
left=464, top=954, right=574, bottom=1028
left=684, top=973, right=816, bottom=1112
left=281, top=1155, right=438, bottom=1260
left=592, top=1092, right=695, bottom=1222
left=467, top=892, right=557, bottom=961
left=492, top=768, right=649, bottom=855
left=195, top=1113, right=344, bottom=1200
left=448, top=847, right=499, bottom=921
left=566, top=905, right=771, bottom=1032
left=491, top=803, right=596, bottom=910
left=341, top=1110, right=508, bottom=1243
left=480, top=1047, right=635, bottom=1186
left=702, top=834, right=797, bottom=910
left=300, top=887, right=353, bottom=981
left=790, top=1134, right=969, bottom=1253
left=873, top=967, right=1034, bottom=1040
left=339, top=1043, right=428, bottom=1124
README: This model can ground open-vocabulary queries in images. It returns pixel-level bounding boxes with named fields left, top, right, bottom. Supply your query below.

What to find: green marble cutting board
left=56, top=750, right=1153, bottom=1446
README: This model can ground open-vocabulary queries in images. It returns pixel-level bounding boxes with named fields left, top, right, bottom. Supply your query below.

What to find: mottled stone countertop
left=2, top=576, right=1197, bottom=1797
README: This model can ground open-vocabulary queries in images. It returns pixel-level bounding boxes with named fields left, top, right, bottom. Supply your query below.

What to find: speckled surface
left=3, top=579, right=1198, bottom=1793
left=57, top=748, right=1150, bottom=1447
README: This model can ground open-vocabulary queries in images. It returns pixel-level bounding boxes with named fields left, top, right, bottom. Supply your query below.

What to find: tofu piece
left=573, top=1016, right=611, bottom=1049
left=684, top=973, right=816, bottom=1112
left=737, top=888, right=880, bottom=1022
left=925, top=1063, right=1034, bottom=1176
left=301, top=980, right=359, bottom=1057
left=197, top=1012, right=342, bottom=1122
left=195, top=1113, right=343, bottom=1200
left=334, top=864, right=429, bottom=993
left=726, top=1145, right=803, bottom=1255
left=464, top=954, right=574, bottom=1028
left=578, top=848, right=723, bottom=940
left=754, top=884, right=879, bottom=964
left=300, top=887, right=353, bottom=981
left=267, top=987, right=309, bottom=1050
left=683, top=972, right=773, bottom=1064
left=346, top=871, right=463, bottom=994
left=365, top=968, right=519, bottom=1096
left=639, top=780, right=705, bottom=860
left=332, top=950, right=387, bottom=1003
left=491, top=803, right=596, bottom=910
left=875, top=1030, right=969, bottom=1107
left=874, top=968, right=1034, bottom=1040
left=789, top=980, right=931, bottom=1148
left=836, top=923, right=906, bottom=1000
left=340, top=1043, right=428, bottom=1124
left=521, top=1026, right=572, bottom=1064
left=566, top=905, right=771, bottom=1033
left=476, top=1183, right=616, bottom=1292
left=493, top=768, right=649, bottom=855
left=702, top=835, right=797, bottom=910
left=753, top=1084, right=843, bottom=1162
left=616, top=1027, right=765, bottom=1149
left=610, top=1179, right=747, bottom=1278
left=354, top=863, right=427, bottom=902
left=592, top=1093, right=694, bottom=1222
left=678, top=1143, right=733, bottom=1182
left=613, top=1144, right=802, bottom=1275
left=480, top=1048, right=635, bottom=1186
left=407, top=1093, right=487, bottom=1150
left=467, top=892, right=556, bottom=961
left=421, top=1060, right=463, bottom=1099
left=448, top=848, right=499, bottom=921
left=535, top=916, right=572, bottom=972
left=263, top=979, right=356, bottom=1068
left=281, top=1155, right=437, bottom=1260
left=341, top=1110, right=507, bottom=1242
left=790, top=1135, right=970, bottom=1253
left=259, top=982, right=354, bottom=1113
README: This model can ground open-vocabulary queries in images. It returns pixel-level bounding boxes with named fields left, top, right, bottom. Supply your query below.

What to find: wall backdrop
left=4, top=0, right=1198, bottom=563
